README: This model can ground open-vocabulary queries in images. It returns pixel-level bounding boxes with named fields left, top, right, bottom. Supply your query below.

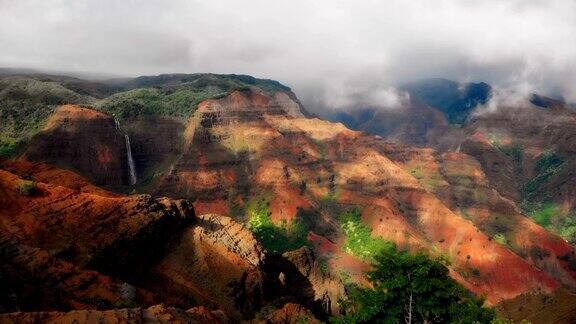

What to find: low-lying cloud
left=1, top=0, right=575, bottom=112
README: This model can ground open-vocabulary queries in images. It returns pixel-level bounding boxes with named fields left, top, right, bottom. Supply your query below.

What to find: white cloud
left=1, top=0, right=575, bottom=110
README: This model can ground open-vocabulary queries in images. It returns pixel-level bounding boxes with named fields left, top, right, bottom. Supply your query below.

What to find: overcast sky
left=1, top=0, right=575, bottom=111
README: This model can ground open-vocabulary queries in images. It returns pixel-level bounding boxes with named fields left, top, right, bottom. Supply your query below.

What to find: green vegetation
left=492, top=233, right=508, bottom=246
left=499, top=144, right=523, bottom=167
left=246, top=195, right=311, bottom=254
left=125, top=73, right=290, bottom=95
left=0, top=77, right=93, bottom=158
left=518, top=152, right=576, bottom=245
left=333, top=248, right=495, bottom=324
left=321, top=189, right=340, bottom=204
left=0, top=138, right=21, bottom=157
left=523, top=203, right=576, bottom=246
left=487, top=134, right=524, bottom=172
left=528, top=203, right=557, bottom=228
left=534, top=151, right=563, bottom=174
left=338, top=208, right=394, bottom=261
left=522, top=151, right=564, bottom=201
left=18, top=180, right=37, bottom=196
left=408, top=166, right=424, bottom=180
left=406, top=163, right=444, bottom=192
left=96, top=73, right=292, bottom=120
left=95, top=88, right=227, bottom=119
left=0, top=73, right=294, bottom=157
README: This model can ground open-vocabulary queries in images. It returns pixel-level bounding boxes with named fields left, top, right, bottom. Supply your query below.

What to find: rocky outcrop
left=0, top=304, right=229, bottom=324
left=0, top=233, right=147, bottom=312
left=19, top=105, right=129, bottom=187
left=0, top=168, right=193, bottom=273
left=277, top=247, right=346, bottom=317
left=149, top=214, right=268, bottom=320
left=0, top=166, right=282, bottom=320
left=251, top=303, right=320, bottom=324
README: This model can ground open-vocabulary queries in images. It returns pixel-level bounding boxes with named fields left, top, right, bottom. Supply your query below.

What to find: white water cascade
left=125, top=134, right=137, bottom=186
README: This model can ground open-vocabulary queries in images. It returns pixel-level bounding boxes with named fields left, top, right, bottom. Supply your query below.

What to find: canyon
left=1, top=73, right=576, bottom=322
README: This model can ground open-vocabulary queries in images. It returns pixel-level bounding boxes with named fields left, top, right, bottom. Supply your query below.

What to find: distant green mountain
left=0, top=73, right=295, bottom=158
left=0, top=76, right=95, bottom=157
left=96, top=73, right=292, bottom=120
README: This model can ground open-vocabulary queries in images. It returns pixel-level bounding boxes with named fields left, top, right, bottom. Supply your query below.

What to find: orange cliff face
left=10, top=88, right=576, bottom=307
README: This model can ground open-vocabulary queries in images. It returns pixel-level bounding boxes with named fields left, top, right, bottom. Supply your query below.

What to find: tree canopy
left=333, top=248, right=495, bottom=324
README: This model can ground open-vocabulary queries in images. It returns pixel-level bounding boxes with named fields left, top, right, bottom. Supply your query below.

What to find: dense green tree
left=333, top=248, right=495, bottom=324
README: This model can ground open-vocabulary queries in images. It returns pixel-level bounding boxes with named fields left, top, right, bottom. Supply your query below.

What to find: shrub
left=492, top=233, right=508, bottom=246
left=0, top=138, right=21, bottom=158
left=534, top=151, right=563, bottom=174
left=528, top=203, right=558, bottom=228
left=246, top=195, right=310, bottom=254
left=18, top=180, right=37, bottom=196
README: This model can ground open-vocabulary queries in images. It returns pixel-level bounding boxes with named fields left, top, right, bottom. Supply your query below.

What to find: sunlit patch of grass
left=246, top=195, right=311, bottom=254
left=338, top=207, right=394, bottom=261
left=492, top=233, right=508, bottom=246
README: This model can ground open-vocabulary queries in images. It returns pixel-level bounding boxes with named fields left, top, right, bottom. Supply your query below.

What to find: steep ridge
left=383, top=147, right=576, bottom=289
left=1, top=160, right=119, bottom=197
left=332, top=97, right=449, bottom=146
left=0, top=76, right=97, bottom=159
left=324, top=79, right=576, bottom=247
left=458, top=103, right=576, bottom=207
left=19, top=105, right=129, bottom=187
left=94, top=88, right=576, bottom=303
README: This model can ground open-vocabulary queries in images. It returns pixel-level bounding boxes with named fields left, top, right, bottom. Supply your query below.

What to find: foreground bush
left=333, top=247, right=495, bottom=324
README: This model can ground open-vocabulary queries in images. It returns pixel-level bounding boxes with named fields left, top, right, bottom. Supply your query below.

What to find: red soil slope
left=0, top=164, right=337, bottom=321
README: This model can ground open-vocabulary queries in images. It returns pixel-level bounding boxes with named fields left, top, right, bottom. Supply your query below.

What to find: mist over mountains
left=2, top=0, right=576, bottom=113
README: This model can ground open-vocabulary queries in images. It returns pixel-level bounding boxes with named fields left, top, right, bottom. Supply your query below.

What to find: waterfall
left=114, top=117, right=120, bottom=130
left=125, top=134, right=137, bottom=186
left=456, top=143, right=462, bottom=153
